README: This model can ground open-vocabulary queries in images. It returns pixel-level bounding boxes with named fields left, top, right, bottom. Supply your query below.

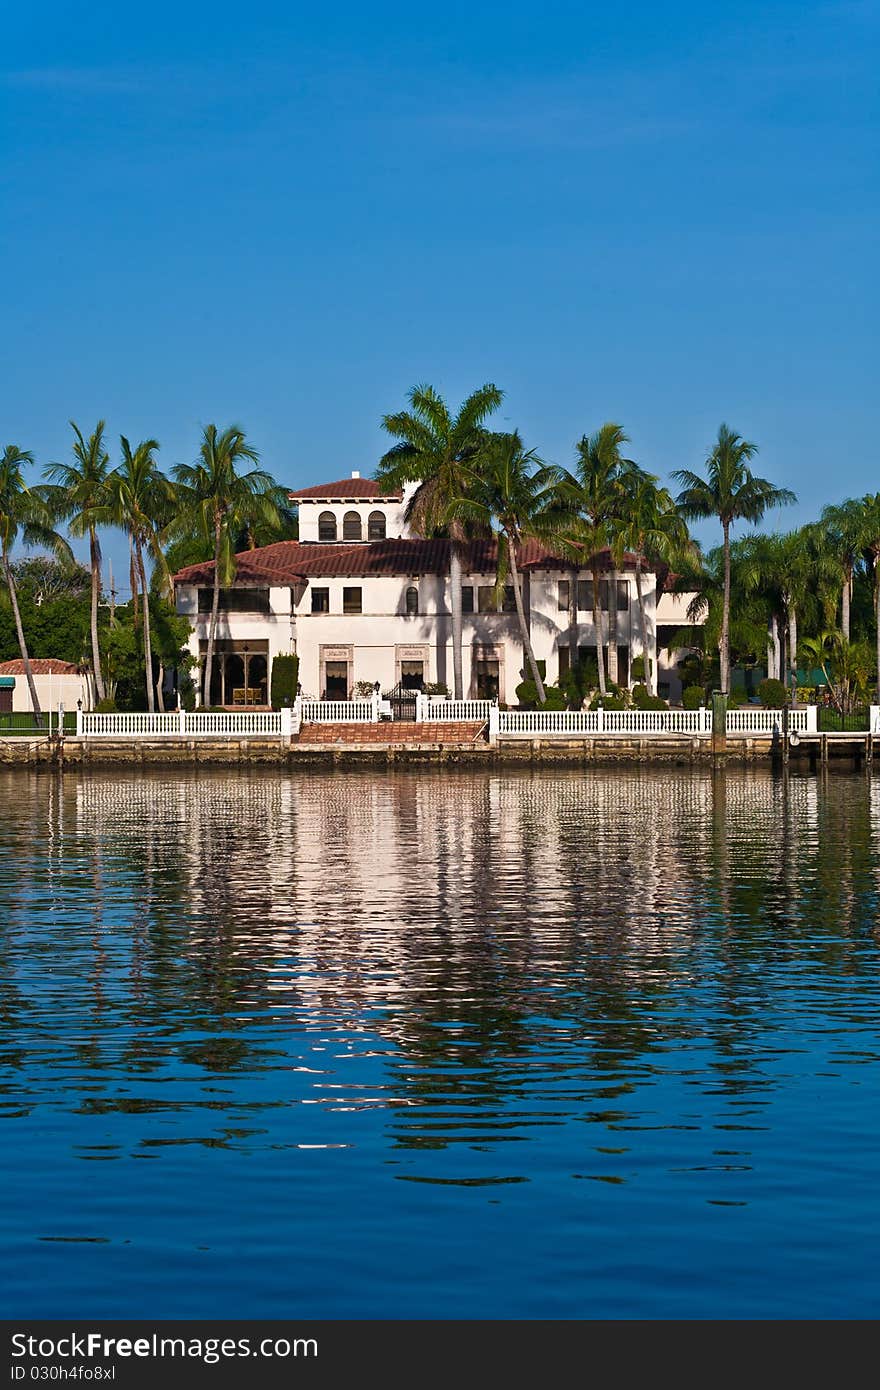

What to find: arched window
left=368, top=510, right=386, bottom=540
left=343, top=510, right=363, bottom=541
left=318, top=511, right=337, bottom=542
left=405, top=586, right=419, bottom=616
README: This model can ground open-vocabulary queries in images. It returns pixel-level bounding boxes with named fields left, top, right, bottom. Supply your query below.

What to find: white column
left=488, top=701, right=500, bottom=745
left=371, top=691, right=380, bottom=722
left=280, top=705, right=292, bottom=745
left=76, top=703, right=83, bottom=738
left=806, top=706, right=818, bottom=733
left=179, top=706, right=187, bottom=735
left=871, top=705, right=880, bottom=734
left=596, top=704, right=605, bottom=734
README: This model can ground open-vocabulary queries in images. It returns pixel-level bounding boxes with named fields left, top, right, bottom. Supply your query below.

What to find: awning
left=0, top=677, right=15, bottom=688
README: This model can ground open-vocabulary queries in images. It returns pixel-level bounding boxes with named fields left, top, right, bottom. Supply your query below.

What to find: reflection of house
left=0, top=658, right=92, bottom=713
left=173, top=472, right=700, bottom=704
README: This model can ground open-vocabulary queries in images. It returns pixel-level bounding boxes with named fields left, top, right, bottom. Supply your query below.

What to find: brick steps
left=296, top=721, right=486, bottom=744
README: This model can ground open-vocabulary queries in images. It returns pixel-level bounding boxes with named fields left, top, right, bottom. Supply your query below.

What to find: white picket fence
left=298, top=699, right=377, bottom=723
left=79, top=709, right=284, bottom=738
left=495, top=707, right=712, bottom=737
left=419, top=697, right=494, bottom=723
left=726, top=707, right=816, bottom=735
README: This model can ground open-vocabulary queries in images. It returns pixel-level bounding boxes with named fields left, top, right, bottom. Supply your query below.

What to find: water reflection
left=1, top=765, right=880, bottom=1317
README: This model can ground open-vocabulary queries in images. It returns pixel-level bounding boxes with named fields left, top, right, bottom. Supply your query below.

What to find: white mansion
left=173, top=472, right=696, bottom=705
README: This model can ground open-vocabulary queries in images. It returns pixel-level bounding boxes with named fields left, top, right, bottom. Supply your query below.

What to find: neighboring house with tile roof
left=173, top=470, right=699, bottom=705
left=0, top=659, right=92, bottom=714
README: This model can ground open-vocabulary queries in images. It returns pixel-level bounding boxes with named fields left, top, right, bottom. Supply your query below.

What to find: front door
left=324, top=660, right=349, bottom=700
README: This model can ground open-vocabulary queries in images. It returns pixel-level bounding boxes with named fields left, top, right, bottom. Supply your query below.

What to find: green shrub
left=681, top=685, right=705, bottom=710
left=270, top=653, right=299, bottom=708
left=631, top=683, right=650, bottom=706
left=639, top=695, right=669, bottom=710
left=631, top=655, right=646, bottom=680
left=516, top=680, right=566, bottom=709
left=757, top=677, right=787, bottom=708
left=589, top=694, right=628, bottom=711
left=424, top=682, right=449, bottom=696
left=94, top=696, right=118, bottom=713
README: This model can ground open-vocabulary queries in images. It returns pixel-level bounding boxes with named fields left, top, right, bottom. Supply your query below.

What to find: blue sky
left=1, top=1, right=876, bottom=590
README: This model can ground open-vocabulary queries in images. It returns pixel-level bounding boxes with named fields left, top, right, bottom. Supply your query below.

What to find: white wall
left=7, top=672, right=92, bottom=714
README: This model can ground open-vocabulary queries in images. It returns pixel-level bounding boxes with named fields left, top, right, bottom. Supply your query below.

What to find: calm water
left=1, top=765, right=879, bottom=1319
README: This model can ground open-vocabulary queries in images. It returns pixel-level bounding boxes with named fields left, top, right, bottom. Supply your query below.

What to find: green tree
left=819, top=499, right=866, bottom=641
left=0, top=446, right=73, bottom=715
left=674, top=424, right=795, bottom=693
left=173, top=425, right=283, bottom=707
left=857, top=493, right=880, bottom=697
left=557, top=424, right=639, bottom=696
left=376, top=383, right=502, bottom=700
left=453, top=430, right=565, bottom=703
left=104, top=437, right=175, bottom=712
left=613, top=472, right=691, bottom=695
left=45, top=420, right=112, bottom=701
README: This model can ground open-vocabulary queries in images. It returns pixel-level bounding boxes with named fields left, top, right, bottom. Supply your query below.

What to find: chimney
left=351, top=470, right=360, bottom=479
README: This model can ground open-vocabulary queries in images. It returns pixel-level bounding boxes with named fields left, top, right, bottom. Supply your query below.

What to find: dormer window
left=368, top=510, right=386, bottom=541
left=343, top=511, right=363, bottom=541
left=405, top=586, right=419, bottom=615
left=318, top=511, right=337, bottom=542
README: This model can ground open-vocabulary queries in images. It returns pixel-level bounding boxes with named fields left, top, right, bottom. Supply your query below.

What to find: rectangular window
left=198, top=587, right=270, bottom=614
left=478, top=585, right=495, bottom=612
left=558, top=580, right=570, bottom=612
left=501, top=586, right=517, bottom=613
left=311, top=587, right=330, bottom=613
left=577, top=580, right=610, bottom=612
left=558, top=646, right=570, bottom=677
left=617, top=580, right=629, bottom=612
left=461, top=586, right=474, bottom=613
left=343, top=587, right=362, bottom=615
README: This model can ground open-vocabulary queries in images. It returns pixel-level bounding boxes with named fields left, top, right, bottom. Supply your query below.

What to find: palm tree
left=556, top=424, right=638, bottom=696
left=613, top=473, right=691, bottom=695
left=858, top=493, right=880, bottom=698
left=376, top=383, right=503, bottom=700
left=0, top=446, right=73, bottom=717
left=44, top=421, right=111, bottom=701
left=674, top=424, right=795, bottom=694
left=452, top=431, right=565, bottom=703
left=820, top=499, right=866, bottom=641
left=104, top=438, right=175, bottom=712
left=743, top=529, right=825, bottom=702
left=173, top=425, right=282, bottom=707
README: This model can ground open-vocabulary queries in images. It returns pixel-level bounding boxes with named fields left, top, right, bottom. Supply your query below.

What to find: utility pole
left=108, top=561, right=117, bottom=627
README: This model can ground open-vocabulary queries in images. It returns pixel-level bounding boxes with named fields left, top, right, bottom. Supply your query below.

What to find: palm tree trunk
left=635, top=562, right=652, bottom=694
left=592, top=563, right=607, bottom=696
left=89, top=526, right=105, bottom=701
left=129, top=537, right=139, bottom=630
left=135, top=539, right=155, bottom=713
left=787, top=604, right=798, bottom=706
left=2, top=549, right=42, bottom=718
left=607, top=568, right=619, bottom=684
left=875, top=572, right=880, bottom=702
left=506, top=533, right=545, bottom=703
left=203, top=514, right=223, bottom=707
left=568, top=566, right=578, bottom=674
left=720, top=519, right=731, bottom=695
left=767, top=613, right=780, bottom=681
left=156, top=663, right=166, bottom=713
left=449, top=541, right=464, bottom=700
left=841, top=565, right=851, bottom=642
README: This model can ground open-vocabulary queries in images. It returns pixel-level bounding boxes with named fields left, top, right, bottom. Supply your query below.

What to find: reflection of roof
left=288, top=478, right=400, bottom=501
left=174, top=539, right=641, bottom=586
left=0, top=658, right=81, bottom=674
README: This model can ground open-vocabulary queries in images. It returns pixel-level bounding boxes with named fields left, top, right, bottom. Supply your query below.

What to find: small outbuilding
left=0, top=659, right=92, bottom=714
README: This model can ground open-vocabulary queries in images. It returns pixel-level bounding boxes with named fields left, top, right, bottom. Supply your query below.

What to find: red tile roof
left=174, top=539, right=642, bottom=586
left=0, top=658, right=82, bottom=675
left=288, top=477, right=400, bottom=500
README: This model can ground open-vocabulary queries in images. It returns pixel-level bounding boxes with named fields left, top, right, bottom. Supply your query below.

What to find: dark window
left=478, top=585, right=495, bottom=612
left=502, top=586, right=516, bottom=613
left=311, top=587, right=330, bottom=613
left=461, top=586, right=474, bottom=613
left=318, top=511, right=337, bottom=542
left=558, top=580, right=570, bottom=611
left=343, top=587, right=362, bottom=614
left=405, top=586, right=419, bottom=615
left=368, top=510, right=386, bottom=541
left=577, top=579, right=610, bottom=612
left=342, top=511, right=362, bottom=541
left=558, top=646, right=570, bottom=677
left=617, top=580, right=629, bottom=611
left=475, top=659, right=500, bottom=700
left=198, top=587, right=270, bottom=614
